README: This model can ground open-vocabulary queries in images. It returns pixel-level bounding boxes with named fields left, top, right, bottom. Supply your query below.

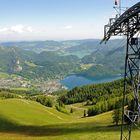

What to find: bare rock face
left=15, top=65, right=22, bottom=72
left=14, top=60, right=22, bottom=72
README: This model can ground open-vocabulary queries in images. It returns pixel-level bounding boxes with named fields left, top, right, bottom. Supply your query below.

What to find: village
left=0, top=75, right=64, bottom=93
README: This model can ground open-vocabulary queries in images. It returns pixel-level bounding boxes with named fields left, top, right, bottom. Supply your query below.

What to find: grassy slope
left=0, top=99, right=71, bottom=125
left=0, top=99, right=139, bottom=140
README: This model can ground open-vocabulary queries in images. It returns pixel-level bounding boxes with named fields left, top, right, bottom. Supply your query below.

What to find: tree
left=83, top=110, right=86, bottom=117
left=36, top=95, right=54, bottom=107
left=112, top=108, right=121, bottom=125
left=70, top=108, right=74, bottom=113
left=45, top=98, right=53, bottom=107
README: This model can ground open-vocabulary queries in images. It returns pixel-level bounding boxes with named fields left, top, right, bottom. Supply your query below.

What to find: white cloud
left=26, top=26, right=33, bottom=32
left=0, top=27, right=9, bottom=32
left=64, top=25, right=73, bottom=29
left=0, top=25, right=33, bottom=34
left=11, top=25, right=24, bottom=33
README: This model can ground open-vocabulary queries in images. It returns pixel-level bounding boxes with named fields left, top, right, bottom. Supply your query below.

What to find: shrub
left=112, top=108, right=121, bottom=125
left=36, top=95, right=54, bottom=107
left=55, top=104, right=68, bottom=114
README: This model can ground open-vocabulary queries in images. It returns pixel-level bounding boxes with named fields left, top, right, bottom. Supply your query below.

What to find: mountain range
left=0, top=39, right=127, bottom=80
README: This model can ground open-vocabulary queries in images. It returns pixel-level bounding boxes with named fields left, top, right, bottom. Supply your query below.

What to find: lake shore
left=60, top=74, right=122, bottom=89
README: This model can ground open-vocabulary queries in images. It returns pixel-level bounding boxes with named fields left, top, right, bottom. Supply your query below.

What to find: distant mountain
left=64, top=39, right=100, bottom=52
left=0, top=39, right=100, bottom=57
left=0, top=39, right=127, bottom=79
left=0, top=47, right=80, bottom=80
left=0, top=41, right=63, bottom=53
left=0, top=47, right=36, bottom=73
left=80, top=39, right=126, bottom=78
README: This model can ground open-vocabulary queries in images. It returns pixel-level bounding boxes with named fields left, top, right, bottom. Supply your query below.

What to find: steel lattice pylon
left=120, top=35, right=140, bottom=140
left=102, top=2, right=140, bottom=140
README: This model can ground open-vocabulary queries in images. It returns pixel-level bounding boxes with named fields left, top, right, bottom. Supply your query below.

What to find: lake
left=60, top=75, right=122, bottom=89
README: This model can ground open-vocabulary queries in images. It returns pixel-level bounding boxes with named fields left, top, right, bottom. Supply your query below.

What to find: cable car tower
left=102, top=1, right=140, bottom=140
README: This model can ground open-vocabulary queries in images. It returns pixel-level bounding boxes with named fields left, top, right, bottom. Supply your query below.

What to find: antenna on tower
left=115, top=0, right=121, bottom=15
left=113, top=0, right=128, bottom=16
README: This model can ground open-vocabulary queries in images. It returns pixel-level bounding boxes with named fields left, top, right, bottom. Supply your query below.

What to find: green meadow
left=0, top=99, right=139, bottom=140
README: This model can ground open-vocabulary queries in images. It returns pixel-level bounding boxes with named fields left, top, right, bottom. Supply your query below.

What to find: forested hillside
left=58, top=79, right=135, bottom=116
left=0, top=39, right=126, bottom=80
left=0, top=47, right=80, bottom=80
left=80, top=40, right=126, bottom=78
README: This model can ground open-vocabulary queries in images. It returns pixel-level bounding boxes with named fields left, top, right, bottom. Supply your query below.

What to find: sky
left=0, top=0, right=139, bottom=41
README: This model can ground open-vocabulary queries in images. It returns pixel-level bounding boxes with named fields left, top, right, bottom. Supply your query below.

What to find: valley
left=0, top=1, right=140, bottom=140
left=0, top=39, right=139, bottom=140
left=0, top=73, right=63, bottom=93
left=0, top=39, right=125, bottom=90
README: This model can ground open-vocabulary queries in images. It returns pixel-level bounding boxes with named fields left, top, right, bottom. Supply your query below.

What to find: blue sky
left=0, top=0, right=139, bottom=41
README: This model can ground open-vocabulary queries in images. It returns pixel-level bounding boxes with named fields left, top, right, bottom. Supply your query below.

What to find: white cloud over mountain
left=64, top=25, right=73, bottom=29
left=0, top=25, right=33, bottom=34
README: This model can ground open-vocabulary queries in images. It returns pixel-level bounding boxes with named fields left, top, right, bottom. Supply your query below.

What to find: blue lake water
left=60, top=75, right=122, bottom=89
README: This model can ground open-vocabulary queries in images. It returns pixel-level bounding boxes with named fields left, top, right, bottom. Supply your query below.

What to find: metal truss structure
left=102, top=2, right=140, bottom=140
